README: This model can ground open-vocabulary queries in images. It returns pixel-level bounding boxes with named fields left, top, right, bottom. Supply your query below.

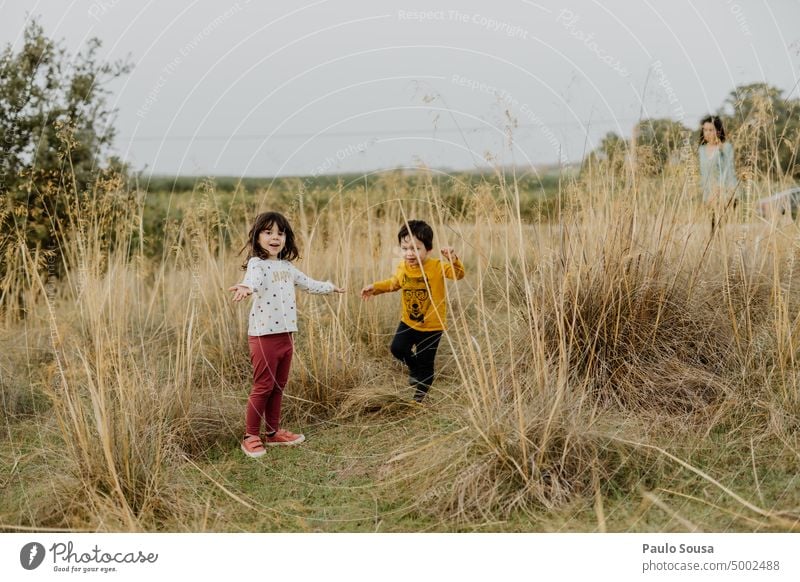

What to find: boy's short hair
left=398, top=220, right=433, bottom=250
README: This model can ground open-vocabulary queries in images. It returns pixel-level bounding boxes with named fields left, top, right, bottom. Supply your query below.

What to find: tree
left=0, top=18, right=131, bottom=267
left=598, top=131, right=629, bottom=171
left=586, top=120, right=692, bottom=177
left=633, top=118, right=692, bottom=175
left=581, top=132, right=630, bottom=178
left=718, top=83, right=800, bottom=181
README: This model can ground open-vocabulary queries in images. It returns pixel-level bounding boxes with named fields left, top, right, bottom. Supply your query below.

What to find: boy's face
left=400, top=235, right=429, bottom=267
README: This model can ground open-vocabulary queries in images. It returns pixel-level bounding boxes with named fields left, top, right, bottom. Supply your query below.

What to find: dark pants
left=389, top=322, right=443, bottom=401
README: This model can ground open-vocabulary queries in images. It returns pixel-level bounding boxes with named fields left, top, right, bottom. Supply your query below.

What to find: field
left=1, top=167, right=799, bottom=532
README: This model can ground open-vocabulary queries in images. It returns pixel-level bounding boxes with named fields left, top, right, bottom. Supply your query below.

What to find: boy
left=361, top=220, right=465, bottom=402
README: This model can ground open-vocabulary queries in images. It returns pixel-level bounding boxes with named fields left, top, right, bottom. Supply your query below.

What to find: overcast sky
left=2, top=0, right=799, bottom=177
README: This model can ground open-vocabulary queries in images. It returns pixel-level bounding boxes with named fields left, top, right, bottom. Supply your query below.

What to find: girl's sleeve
left=372, top=264, right=403, bottom=294
left=241, top=258, right=265, bottom=294
left=291, top=264, right=335, bottom=294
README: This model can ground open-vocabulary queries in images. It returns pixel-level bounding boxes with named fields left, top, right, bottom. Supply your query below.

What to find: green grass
left=131, top=170, right=563, bottom=258
left=5, top=376, right=796, bottom=533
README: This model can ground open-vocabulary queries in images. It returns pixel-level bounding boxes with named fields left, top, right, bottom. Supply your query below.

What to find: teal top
left=698, top=142, right=737, bottom=201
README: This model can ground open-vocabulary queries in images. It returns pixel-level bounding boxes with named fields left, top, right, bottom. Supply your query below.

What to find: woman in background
left=698, top=115, right=738, bottom=205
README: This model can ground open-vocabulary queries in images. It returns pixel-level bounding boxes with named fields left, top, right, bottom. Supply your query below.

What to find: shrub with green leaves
left=0, top=18, right=131, bottom=275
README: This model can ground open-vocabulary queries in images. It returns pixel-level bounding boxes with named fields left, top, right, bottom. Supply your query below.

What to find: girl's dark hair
left=240, top=211, right=299, bottom=269
left=699, top=115, right=727, bottom=145
left=398, top=219, right=433, bottom=251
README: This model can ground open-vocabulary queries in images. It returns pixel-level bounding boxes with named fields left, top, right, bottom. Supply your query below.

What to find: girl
left=229, top=211, right=344, bottom=458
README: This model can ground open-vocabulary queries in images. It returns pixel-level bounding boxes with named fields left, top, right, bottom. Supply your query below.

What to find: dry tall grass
left=1, top=160, right=799, bottom=531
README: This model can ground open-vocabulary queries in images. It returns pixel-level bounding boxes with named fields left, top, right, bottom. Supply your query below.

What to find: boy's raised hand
left=360, top=284, right=375, bottom=300
left=228, top=284, right=253, bottom=303
left=440, top=247, right=458, bottom=261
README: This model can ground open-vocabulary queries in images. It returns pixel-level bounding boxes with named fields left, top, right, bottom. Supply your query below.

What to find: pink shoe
left=264, top=428, right=305, bottom=446
left=241, top=434, right=266, bottom=458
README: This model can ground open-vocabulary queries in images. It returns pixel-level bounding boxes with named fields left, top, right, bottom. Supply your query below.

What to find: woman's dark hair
left=699, top=115, right=727, bottom=145
left=398, top=219, right=433, bottom=251
left=240, top=211, right=299, bottom=269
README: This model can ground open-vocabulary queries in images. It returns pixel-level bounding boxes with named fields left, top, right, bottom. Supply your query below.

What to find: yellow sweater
left=371, top=258, right=465, bottom=331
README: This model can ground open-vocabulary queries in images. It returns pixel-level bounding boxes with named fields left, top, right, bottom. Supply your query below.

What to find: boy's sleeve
left=442, top=257, right=465, bottom=280
left=371, top=264, right=403, bottom=294
left=291, top=264, right=335, bottom=294
left=241, top=258, right=265, bottom=294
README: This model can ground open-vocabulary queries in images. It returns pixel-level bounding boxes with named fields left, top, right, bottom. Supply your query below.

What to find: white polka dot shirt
left=240, top=257, right=335, bottom=336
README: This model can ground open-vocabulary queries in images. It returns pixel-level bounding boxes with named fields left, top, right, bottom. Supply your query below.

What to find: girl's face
left=702, top=122, right=719, bottom=145
left=400, top=235, right=429, bottom=267
left=258, top=222, right=287, bottom=259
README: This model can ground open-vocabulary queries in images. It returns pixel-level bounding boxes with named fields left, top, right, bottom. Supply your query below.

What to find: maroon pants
left=246, top=333, right=293, bottom=436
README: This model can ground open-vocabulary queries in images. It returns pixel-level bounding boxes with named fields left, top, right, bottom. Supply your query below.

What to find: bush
left=0, top=19, right=131, bottom=276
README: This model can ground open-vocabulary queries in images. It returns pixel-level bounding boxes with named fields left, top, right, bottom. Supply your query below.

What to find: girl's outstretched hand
left=360, top=284, right=375, bottom=300
left=228, top=284, right=253, bottom=303
left=333, top=286, right=346, bottom=294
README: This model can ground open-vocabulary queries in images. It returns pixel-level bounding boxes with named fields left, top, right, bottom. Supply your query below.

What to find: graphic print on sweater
left=272, top=270, right=292, bottom=283
left=402, top=274, right=429, bottom=323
